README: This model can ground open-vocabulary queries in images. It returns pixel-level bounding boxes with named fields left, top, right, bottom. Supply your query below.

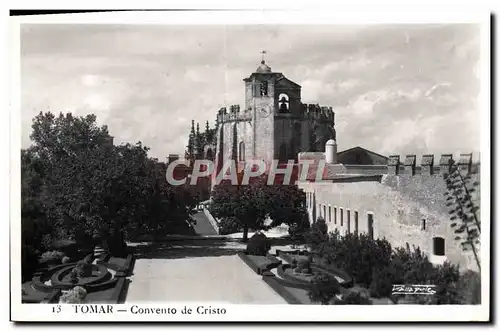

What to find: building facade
left=298, top=151, right=480, bottom=272
left=186, top=60, right=336, bottom=171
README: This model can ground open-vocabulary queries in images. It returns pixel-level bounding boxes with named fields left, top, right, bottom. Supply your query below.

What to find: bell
left=279, top=96, right=288, bottom=103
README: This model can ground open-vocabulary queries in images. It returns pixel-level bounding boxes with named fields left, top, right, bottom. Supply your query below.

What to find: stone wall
left=298, top=153, right=481, bottom=272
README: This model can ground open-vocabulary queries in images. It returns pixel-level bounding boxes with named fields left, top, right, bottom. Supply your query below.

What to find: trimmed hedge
left=237, top=252, right=282, bottom=275
left=109, top=278, right=130, bottom=303
left=261, top=272, right=303, bottom=305
left=97, top=254, right=136, bottom=277
left=277, top=250, right=353, bottom=287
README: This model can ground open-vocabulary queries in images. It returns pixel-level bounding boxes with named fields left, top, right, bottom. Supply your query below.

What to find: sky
left=20, top=24, right=482, bottom=162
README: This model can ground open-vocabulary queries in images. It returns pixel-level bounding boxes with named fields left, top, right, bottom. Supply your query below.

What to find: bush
left=218, top=217, right=242, bottom=235
left=370, top=265, right=396, bottom=298
left=305, top=217, right=329, bottom=254
left=61, top=256, right=71, bottom=264
left=39, top=250, right=65, bottom=264
left=59, top=286, right=87, bottom=304
left=337, top=287, right=372, bottom=305
left=308, top=272, right=341, bottom=305
left=245, top=232, right=271, bottom=256
left=295, top=258, right=312, bottom=274
left=391, top=244, right=435, bottom=285
left=319, top=233, right=392, bottom=288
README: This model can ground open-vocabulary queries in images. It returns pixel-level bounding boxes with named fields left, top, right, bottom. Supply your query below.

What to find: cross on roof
left=261, top=50, right=267, bottom=62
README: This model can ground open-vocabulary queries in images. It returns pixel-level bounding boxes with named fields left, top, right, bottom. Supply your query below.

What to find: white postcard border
left=9, top=7, right=491, bottom=323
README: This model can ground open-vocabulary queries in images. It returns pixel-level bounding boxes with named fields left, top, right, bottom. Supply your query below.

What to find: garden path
left=126, top=244, right=286, bottom=304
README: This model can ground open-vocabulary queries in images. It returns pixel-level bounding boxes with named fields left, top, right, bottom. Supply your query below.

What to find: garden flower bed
left=22, top=253, right=135, bottom=304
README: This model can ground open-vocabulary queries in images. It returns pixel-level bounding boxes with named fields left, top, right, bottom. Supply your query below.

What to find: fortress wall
left=298, top=152, right=481, bottom=272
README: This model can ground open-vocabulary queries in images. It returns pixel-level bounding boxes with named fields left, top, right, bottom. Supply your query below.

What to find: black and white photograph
left=9, top=7, right=491, bottom=323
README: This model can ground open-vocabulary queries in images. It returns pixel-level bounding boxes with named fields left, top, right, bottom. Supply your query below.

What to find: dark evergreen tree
left=195, top=122, right=202, bottom=157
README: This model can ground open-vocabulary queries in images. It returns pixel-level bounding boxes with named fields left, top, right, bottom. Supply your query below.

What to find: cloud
left=20, top=24, right=481, bottom=160
left=81, top=74, right=102, bottom=87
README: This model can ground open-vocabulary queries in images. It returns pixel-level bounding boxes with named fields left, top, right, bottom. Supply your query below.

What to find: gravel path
left=126, top=254, right=287, bottom=304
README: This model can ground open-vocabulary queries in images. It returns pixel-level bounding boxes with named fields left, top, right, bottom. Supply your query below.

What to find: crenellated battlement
left=216, top=105, right=252, bottom=123
left=387, top=153, right=476, bottom=176
left=215, top=103, right=335, bottom=124
left=300, top=104, right=334, bottom=121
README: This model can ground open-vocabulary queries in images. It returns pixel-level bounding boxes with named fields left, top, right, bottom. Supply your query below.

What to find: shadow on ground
left=130, top=239, right=245, bottom=260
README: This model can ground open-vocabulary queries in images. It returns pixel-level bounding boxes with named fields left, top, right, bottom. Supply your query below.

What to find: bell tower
left=243, top=52, right=277, bottom=162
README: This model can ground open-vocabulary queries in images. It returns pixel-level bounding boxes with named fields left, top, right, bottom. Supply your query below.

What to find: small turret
left=325, top=139, right=338, bottom=164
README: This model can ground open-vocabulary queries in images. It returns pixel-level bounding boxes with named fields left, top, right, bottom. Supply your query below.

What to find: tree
left=210, top=174, right=268, bottom=241
left=210, top=173, right=309, bottom=242
left=264, top=183, right=310, bottom=237
left=24, top=112, right=195, bottom=256
left=21, top=148, right=53, bottom=249
left=304, top=217, right=328, bottom=253
left=186, top=120, right=195, bottom=162
left=443, top=160, right=481, bottom=271
left=195, top=122, right=202, bottom=157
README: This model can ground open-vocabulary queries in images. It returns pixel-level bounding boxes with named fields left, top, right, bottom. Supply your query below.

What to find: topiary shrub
left=83, top=253, right=94, bottom=264
left=295, top=257, right=312, bottom=274
left=59, top=286, right=87, bottom=304
left=39, top=250, right=65, bottom=265
left=69, top=268, right=79, bottom=283
left=75, top=254, right=94, bottom=277
left=291, top=258, right=298, bottom=269
left=245, top=232, right=271, bottom=256
left=61, top=256, right=71, bottom=264
left=308, top=272, right=341, bottom=305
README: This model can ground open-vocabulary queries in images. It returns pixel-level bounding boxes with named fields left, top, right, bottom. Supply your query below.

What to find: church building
left=186, top=58, right=341, bottom=170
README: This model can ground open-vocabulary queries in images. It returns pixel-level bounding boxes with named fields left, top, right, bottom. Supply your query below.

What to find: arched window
left=260, top=81, right=268, bottom=96
left=278, top=93, right=289, bottom=112
left=239, top=142, right=245, bottom=161
left=433, top=237, right=445, bottom=256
